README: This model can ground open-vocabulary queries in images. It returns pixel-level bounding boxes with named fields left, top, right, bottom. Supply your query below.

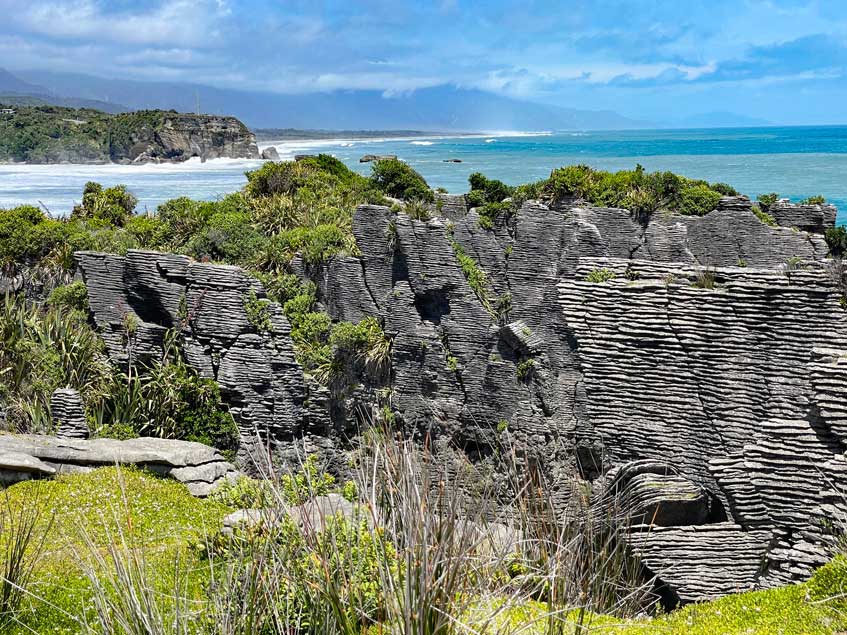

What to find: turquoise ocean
left=1, top=126, right=846, bottom=224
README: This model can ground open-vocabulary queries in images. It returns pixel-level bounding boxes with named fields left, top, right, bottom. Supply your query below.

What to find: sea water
left=1, top=126, right=846, bottom=224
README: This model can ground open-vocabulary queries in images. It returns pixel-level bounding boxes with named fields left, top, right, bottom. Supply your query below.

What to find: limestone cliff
left=0, top=105, right=260, bottom=163
left=75, top=195, right=847, bottom=604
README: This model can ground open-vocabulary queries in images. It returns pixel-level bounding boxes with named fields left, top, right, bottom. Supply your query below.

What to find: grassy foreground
left=1, top=459, right=845, bottom=635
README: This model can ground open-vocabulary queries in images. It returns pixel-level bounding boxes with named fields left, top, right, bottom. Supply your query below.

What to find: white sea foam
left=485, top=139, right=496, bottom=143
left=410, top=141, right=434, bottom=146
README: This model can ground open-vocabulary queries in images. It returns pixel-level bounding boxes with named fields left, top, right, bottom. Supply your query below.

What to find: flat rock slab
left=0, top=451, right=56, bottom=475
left=0, top=435, right=222, bottom=467
left=221, top=494, right=366, bottom=536
left=0, top=434, right=238, bottom=497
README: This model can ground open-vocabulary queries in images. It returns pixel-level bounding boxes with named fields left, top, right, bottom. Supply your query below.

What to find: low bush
left=0, top=295, right=112, bottom=432
left=370, top=158, right=434, bottom=202
left=826, top=226, right=847, bottom=257
left=243, top=290, right=274, bottom=334
left=467, top=173, right=516, bottom=229
left=801, top=195, right=827, bottom=205
left=46, top=280, right=88, bottom=312
left=94, top=338, right=239, bottom=457
left=751, top=203, right=777, bottom=227
left=544, top=164, right=728, bottom=217
left=71, top=182, right=137, bottom=227
left=757, top=192, right=780, bottom=209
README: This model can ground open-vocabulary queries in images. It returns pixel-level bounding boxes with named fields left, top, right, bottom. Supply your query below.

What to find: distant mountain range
left=0, top=67, right=772, bottom=132
left=0, top=68, right=128, bottom=113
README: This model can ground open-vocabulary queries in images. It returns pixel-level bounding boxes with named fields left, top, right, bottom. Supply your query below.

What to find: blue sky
left=2, top=0, right=847, bottom=124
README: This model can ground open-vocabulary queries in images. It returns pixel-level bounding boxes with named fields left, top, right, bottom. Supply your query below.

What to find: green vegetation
left=0, top=106, right=233, bottom=163
left=585, top=267, right=616, bottom=283
left=0, top=434, right=844, bottom=635
left=757, top=192, right=780, bottom=209
left=94, top=335, right=239, bottom=455
left=801, top=195, right=827, bottom=205
left=516, top=358, right=535, bottom=381
left=370, top=158, right=434, bottom=202
left=243, top=290, right=274, bottom=334
left=826, top=226, right=847, bottom=257
left=451, top=241, right=494, bottom=312
left=46, top=280, right=88, bottom=312
left=751, top=203, right=777, bottom=226
left=466, top=173, right=516, bottom=229
left=0, top=295, right=238, bottom=454
left=544, top=164, right=732, bottom=216
left=71, top=182, right=137, bottom=227
left=0, top=294, right=111, bottom=432
left=693, top=268, right=717, bottom=289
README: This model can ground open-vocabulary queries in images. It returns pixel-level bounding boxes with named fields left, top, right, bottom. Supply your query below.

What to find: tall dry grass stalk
left=72, top=430, right=653, bottom=635
left=0, top=487, right=53, bottom=632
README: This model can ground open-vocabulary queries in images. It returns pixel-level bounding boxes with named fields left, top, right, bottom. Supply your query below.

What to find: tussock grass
left=0, top=438, right=846, bottom=634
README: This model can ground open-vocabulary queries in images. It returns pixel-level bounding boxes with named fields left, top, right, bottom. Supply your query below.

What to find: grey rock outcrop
left=261, top=146, right=280, bottom=161
left=221, top=493, right=363, bottom=536
left=75, top=196, right=847, bottom=602
left=359, top=154, right=397, bottom=163
left=0, top=435, right=238, bottom=496
left=51, top=388, right=89, bottom=439
left=120, top=113, right=260, bottom=163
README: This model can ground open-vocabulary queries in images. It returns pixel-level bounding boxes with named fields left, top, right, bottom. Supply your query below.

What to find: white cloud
left=5, top=0, right=227, bottom=48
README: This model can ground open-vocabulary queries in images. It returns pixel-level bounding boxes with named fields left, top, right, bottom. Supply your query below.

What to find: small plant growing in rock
left=496, top=419, right=509, bottom=433
left=751, top=203, right=777, bottom=227
left=800, top=195, right=826, bottom=205
left=785, top=256, right=806, bottom=272
left=446, top=354, right=459, bottom=372
left=176, top=292, right=188, bottom=325
left=451, top=240, right=494, bottom=315
left=737, top=258, right=747, bottom=267
left=516, top=358, right=535, bottom=381
left=825, top=226, right=847, bottom=258
left=244, top=290, right=274, bottom=334
left=405, top=199, right=432, bottom=221
left=122, top=311, right=138, bottom=337
left=624, top=266, right=640, bottom=281
left=495, top=292, right=512, bottom=321
left=757, top=192, right=780, bottom=209
left=385, top=219, right=398, bottom=252
left=662, top=273, right=676, bottom=286
left=585, top=268, right=615, bottom=283
left=693, top=269, right=716, bottom=289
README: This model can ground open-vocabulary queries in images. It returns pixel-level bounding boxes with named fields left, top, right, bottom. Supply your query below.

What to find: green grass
left=1, top=461, right=846, bottom=635
left=486, top=559, right=847, bottom=635
left=4, top=467, right=231, bottom=634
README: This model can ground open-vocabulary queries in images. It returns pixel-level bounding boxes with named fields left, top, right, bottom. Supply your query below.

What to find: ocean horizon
left=2, top=125, right=847, bottom=224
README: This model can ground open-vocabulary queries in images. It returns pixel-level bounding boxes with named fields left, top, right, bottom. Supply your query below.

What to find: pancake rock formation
left=76, top=194, right=847, bottom=603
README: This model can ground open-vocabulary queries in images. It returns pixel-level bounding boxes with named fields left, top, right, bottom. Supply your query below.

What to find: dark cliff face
left=112, top=113, right=260, bottom=163
left=76, top=196, right=847, bottom=603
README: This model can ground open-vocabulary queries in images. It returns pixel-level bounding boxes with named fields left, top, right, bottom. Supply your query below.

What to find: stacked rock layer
left=76, top=196, right=847, bottom=603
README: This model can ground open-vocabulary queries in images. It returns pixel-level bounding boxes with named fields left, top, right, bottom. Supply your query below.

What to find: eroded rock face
left=76, top=198, right=847, bottom=601
left=51, top=388, right=89, bottom=439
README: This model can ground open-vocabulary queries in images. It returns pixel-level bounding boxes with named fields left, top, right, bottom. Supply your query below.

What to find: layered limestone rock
left=51, top=388, right=89, bottom=439
left=76, top=197, right=847, bottom=602
left=0, top=435, right=238, bottom=496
